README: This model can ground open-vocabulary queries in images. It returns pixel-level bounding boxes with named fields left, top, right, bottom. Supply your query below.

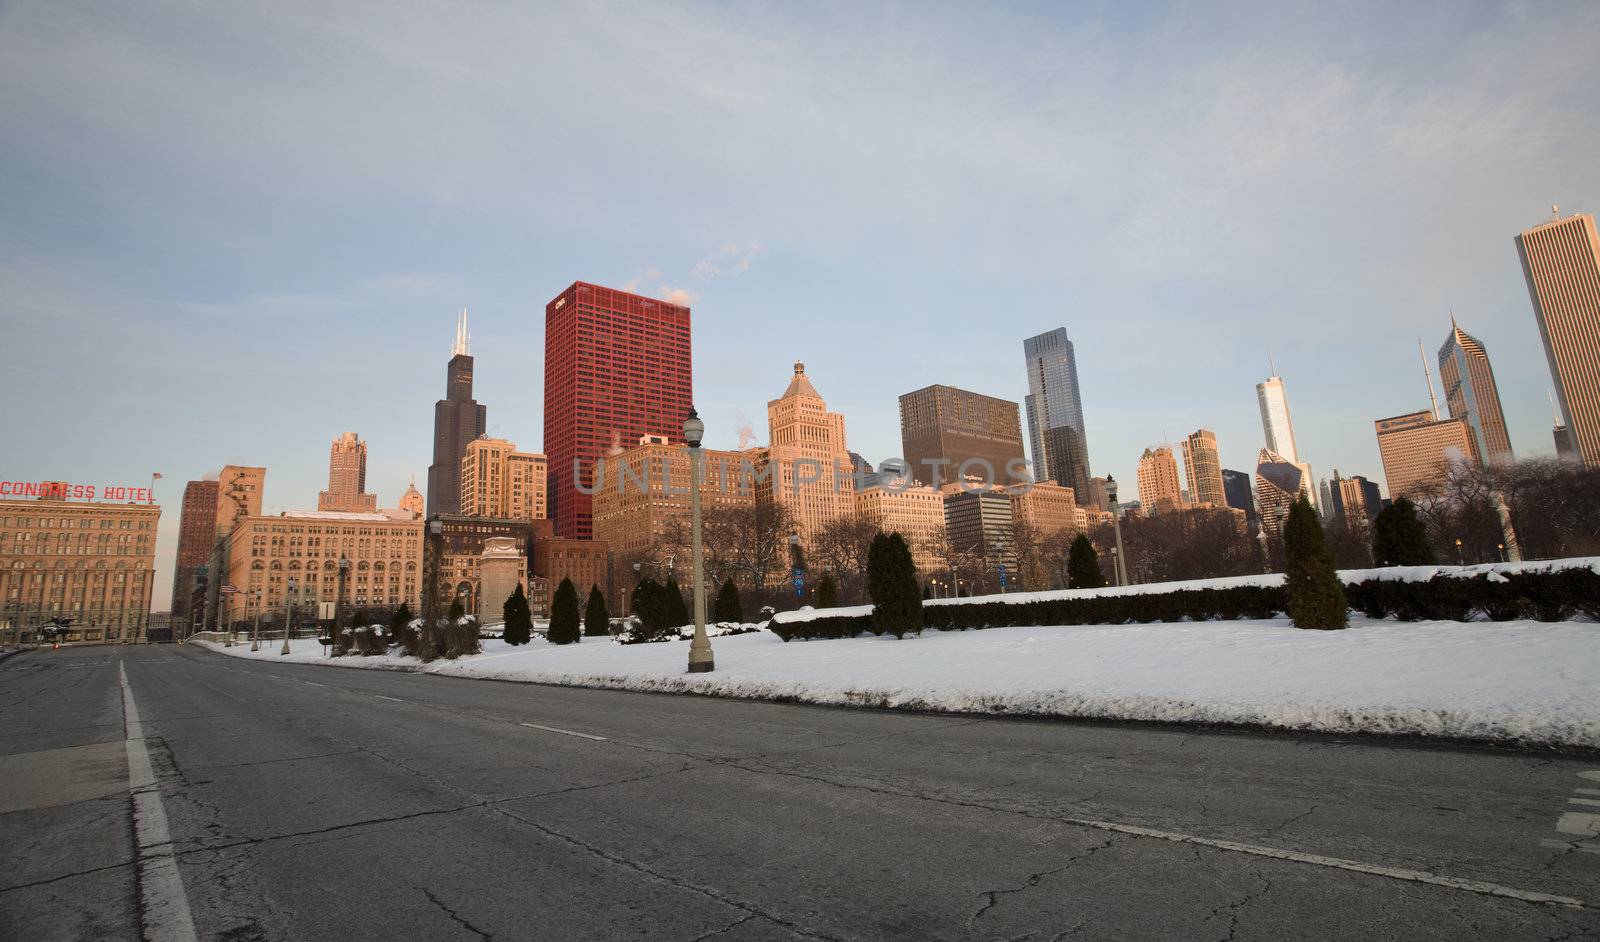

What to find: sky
left=2, top=1, right=1597, bottom=610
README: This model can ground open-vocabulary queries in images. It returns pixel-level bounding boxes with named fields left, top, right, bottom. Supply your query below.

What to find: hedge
left=766, top=569, right=1600, bottom=641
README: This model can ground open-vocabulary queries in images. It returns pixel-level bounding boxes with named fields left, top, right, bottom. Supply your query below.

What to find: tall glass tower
left=1022, top=328, right=1090, bottom=496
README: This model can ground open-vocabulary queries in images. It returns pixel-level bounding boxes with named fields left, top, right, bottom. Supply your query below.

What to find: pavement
left=1, top=644, right=1597, bottom=941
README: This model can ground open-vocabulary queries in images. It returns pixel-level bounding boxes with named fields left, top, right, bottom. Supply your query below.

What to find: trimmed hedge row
left=767, top=569, right=1600, bottom=641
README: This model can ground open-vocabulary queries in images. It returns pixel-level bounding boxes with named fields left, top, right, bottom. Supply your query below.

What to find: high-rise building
left=1438, top=321, right=1514, bottom=464
left=204, top=465, right=265, bottom=628
left=1136, top=446, right=1184, bottom=514
left=1332, top=472, right=1381, bottom=529
left=591, top=437, right=755, bottom=557
left=427, top=310, right=488, bottom=517
left=1022, top=328, right=1091, bottom=497
left=898, top=385, right=1027, bottom=488
left=1256, top=372, right=1300, bottom=465
left=756, top=362, right=856, bottom=549
left=1516, top=210, right=1600, bottom=466
left=544, top=282, right=692, bottom=539
left=1374, top=410, right=1477, bottom=499
left=1181, top=429, right=1226, bottom=508
left=1006, top=480, right=1078, bottom=536
left=170, top=479, right=219, bottom=626
left=398, top=478, right=425, bottom=518
left=1, top=496, right=160, bottom=643
left=855, top=482, right=946, bottom=575
left=1220, top=469, right=1256, bottom=524
left=1254, top=448, right=1309, bottom=543
left=1083, top=475, right=1118, bottom=513
left=317, top=432, right=378, bottom=512
left=459, top=437, right=548, bottom=523
left=944, top=489, right=1013, bottom=559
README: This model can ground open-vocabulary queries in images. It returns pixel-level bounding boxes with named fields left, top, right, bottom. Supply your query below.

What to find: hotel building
left=225, top=510, right=423, bottom=625
left=1, top=495, right=160, bottom=643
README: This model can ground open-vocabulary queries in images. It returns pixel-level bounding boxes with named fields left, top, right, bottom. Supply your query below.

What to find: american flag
left=220, top=583, right=240, bottom=595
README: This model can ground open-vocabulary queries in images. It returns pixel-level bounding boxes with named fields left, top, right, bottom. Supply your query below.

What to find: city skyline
left=3, top=4, right=1598, bottom=609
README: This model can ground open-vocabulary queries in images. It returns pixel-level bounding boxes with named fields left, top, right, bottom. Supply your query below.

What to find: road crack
left=421, top=885, right=493, bottom=940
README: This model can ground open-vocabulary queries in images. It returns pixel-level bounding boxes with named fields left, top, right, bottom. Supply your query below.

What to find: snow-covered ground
left=194, top=614, right=1600, bottom=748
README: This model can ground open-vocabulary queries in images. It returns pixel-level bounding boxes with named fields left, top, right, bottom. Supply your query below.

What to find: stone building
left=590, top=436, right=755, bottom=557
left=459, top=437, right=548, bottom=522
left=1136, top=446, right=1184, bottom=515
left=225, top=510, right=423, bottom=626
left=853, top=479, right=946, bottom=575
left=318, top=432, right=378, bottom=512
left=755, top=362, right=855, bottom=551
left=1, top=495, right=160, bottom=643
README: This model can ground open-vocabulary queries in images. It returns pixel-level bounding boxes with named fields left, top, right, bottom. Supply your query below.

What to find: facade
left=226, top=510, right=424, bottom=626
left=0, top=497, right=160, bottom=643
left=1022, top=328, right=1091, bottom=497
left=1254, top=449, right=1307, bottom=543
left=170, top=479, right=219, bottom=627
left=898, top=385, right=1027, bottom=487
left=1438, top=322, right=1514, bottom=464
left=1516, top=211, right=1600, bottom=466
left=318, top=432, right=378, bottom=513
left=1136, top=446, right=1184, bottom=514
left=204, top=465, right=266, bottom=629
left=427, top=310, right=488, bottom=516
left=459, top=437, right=548, bottom=523
left=1082, top=475, right=1118, bottom=513
left=1181, top=429, right=1226, bottom=509
left=944, top=489, right=1013, bottom=558
left=1256, top=373, right=1300, bottom=465
left=1006, top=480, right=1078, bottom=537
left=1332, top=472, right=1382, bottom=528
left=531, top=537, right=610, bottom=619
left=854, top=482, right=946, bottom=575
left=1374, top=410, right=1477, bottom=499
left=544, top=282, right=693, bottom=540
left=757, top=362, right=856, bottom=550
left=398, top=478, right=425, bottom=518
left=1220, top=469, right=1256, bottom=524
left=590, top=438, right=755, bottom=557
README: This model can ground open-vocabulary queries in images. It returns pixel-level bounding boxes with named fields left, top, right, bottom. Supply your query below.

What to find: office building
left=1374, top=410, right=1477, bottom=499
left=398, top=478, right=425, bottom=518
left=755, top=362, right=856, bottom=549
left=459, top=437, right=548, bottom=523
left=170, top=479, right=219, bottom=626
left=531, top=534, right=610, bottom=619
left=1256, top=372, right=1300, bottom=465
left=203, top=465, right=266, bottom=629
left=944, top=489, right=1013, bottom=558
left=318, top=432, right=378, bottom=513
left=545, top=282, right=693, bottom=539
left=1006, top=480, right=1078, bottom=536
left=1181, top=429, right=1226, bottom=508
left=591, top=437, right=755, bottom=558
left=1083, top=475, right=1118, bottom=513
left=1022, top=328, right=1092, bottom=497
left=1136, top=446, right=1184, bottom=514
left=427, top=310, right=488, bottom=516
left=855, top=481, right=946, bottom=575
left=1220, top=469, right=1255, bottom=524
left=1438, top=321, right=1514, bottom=464
left=1254, top=448, right=1308, bottom=543
left=898, top=385, right=1027, bottom=487
left=226, top=510, right=424, bottom=624
left=1516, top=210, right=1600, bottom=466
left=0, top=496, right=160, bottom=643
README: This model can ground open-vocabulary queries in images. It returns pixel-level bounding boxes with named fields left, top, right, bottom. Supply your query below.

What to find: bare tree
left=1091, top=508, right=1257, bottom=585
left=701, top=502, right=796, bottom=592
left=813, top=513, right=878, bottom=603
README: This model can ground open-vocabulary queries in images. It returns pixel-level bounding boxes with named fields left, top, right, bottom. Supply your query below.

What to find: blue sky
left=2, top=1, right=1597, bottom=608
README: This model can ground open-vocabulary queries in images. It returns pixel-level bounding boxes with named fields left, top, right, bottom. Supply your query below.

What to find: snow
left=193, top=614, right=1600, bottom=748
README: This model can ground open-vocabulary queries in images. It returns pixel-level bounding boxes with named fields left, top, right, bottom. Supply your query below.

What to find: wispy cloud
left=691, top=243, right=763, bottom=280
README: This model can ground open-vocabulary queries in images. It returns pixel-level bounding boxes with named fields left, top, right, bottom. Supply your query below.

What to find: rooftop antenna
left=1548, top=389, right=1564, bottom=427
left=1552, top=203, right=1560, bottom=221
left=452, top=307, right=470, bottom=356
left=1268, top=346, right=1277, bottom=378
left=1418, top=339, right=1439, bottom=420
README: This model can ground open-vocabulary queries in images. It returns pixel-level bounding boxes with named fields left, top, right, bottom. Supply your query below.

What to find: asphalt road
left=2, top=644, right=1597, bottom=941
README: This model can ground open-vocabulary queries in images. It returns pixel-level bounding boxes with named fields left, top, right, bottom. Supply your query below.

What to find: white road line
left=1571, top=797, right=1600, bottom=808
left=120, top=661, right=199, bottom=942
left=372, top=694, right=406, bottom=702
left=1542, top=839, right=1600, bottom=856
left=1054, top=816, right=1589, bottom=909
left=303, top=682, right=327, bottom=688
left=518, top=722, right=607, bottom=742
left=1578, top=788, right=1600, bottom=796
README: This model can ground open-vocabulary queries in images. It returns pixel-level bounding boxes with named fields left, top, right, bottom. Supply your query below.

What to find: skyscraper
left=1517, top=210, right=1600, bottom=466
left=1136, top=446, right=1183, bottom=514
left=1374, top=410, right=1476, bottom=499
left=427, top=310, right=487, bottom=516
left=757, top=362, right=856, bottom=549
left=1022, top=328, right=1091, bottom=496
left=1256, top=372, right=1300, bottom=465
left=898, top=385, right=1027, bottom=488
left=318, top=432, right=378, bottom=512
left=459, top=437, right=547, bottom=522
left=1438, top=320, right=1514, bottom=464
left=1181, top=429, right=1226, bottom=508
left=1254, top=448, right=1309, bottom=543
left=1220, top=469, right=1256, bottom=525
left=170, top=479, right=219, bottom=626
left=544, top=282, right=692, bottom=539
left=398, top=477, right=425, bottom=518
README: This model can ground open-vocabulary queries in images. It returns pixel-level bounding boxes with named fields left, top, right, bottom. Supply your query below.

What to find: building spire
left=453, top=307, right=470, bottom=356
left=1549, top=389, right=1563, bottom=426
left=1418, top=338, right=1439, bottom=420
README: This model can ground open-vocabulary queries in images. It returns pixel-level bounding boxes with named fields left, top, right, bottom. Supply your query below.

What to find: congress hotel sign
left=0, top=480, right=156, bottom=502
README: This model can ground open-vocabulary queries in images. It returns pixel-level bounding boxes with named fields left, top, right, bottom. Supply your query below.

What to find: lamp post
left=684, top=409, right=713, bottom=673
left=789, top=532, right=804, bottom=605
left=994, top=541, right=1009, bottom=594
left=280, top=576, right=297, bottom=655
left=1110, top=546, right=1121, bottom=587
left=250, top=587, right=262, bottom=652
left=421, top=518, right=443, bottom=657
left=1497, top=542, right=1506, bottom=563
left=333, top=554, right=349, bottom=655
left=1454, top=537, right=1464, bottom=567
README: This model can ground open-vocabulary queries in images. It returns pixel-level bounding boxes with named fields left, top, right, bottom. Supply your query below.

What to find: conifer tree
left=502, top=584, right=532, bottom=645
left=548, top=578, right=581, bottom=644
left=816, top=573, right=838, bottom=609
left=714, top=578, right=743, bottom=624
left=1371, top=497, right=1436, bottom=567
left=1067, top=534, right=1107, bottom=589
left=584, top=585, right=609, bottom=637
left=1283, top=495, right=1348, bottom=629
left=663, top=576, right=691, bottom=628
left=868, top=532, right=923, bottom=638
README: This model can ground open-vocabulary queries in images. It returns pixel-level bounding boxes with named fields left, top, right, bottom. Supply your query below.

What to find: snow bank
left=193, top=615, right=1600, bottom=749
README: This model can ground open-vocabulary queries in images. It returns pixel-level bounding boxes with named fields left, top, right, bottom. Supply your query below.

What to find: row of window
left=1, top=517, right=152, bottom=530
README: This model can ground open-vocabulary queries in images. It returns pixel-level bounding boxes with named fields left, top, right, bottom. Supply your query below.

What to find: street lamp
left=333, top=554, right=350, bottom=655
left=789, top=532, right=804, bottom=604
left=1497, top=542, right=1506, bottom=563
left=280, top=575, right=297, bottom=655
left=993, top=541, right=1009, bottom=594
left=1454, top=537, right=1464, bottom=567
left=250, top=587, right=262, bottom=652
left=1110, top=546, right=1121, bottom=587
left=684, top=408, right=713, bottom=673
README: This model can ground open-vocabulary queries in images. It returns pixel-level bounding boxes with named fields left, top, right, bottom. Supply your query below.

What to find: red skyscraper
left=544, top=281, right=693, bottom=539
